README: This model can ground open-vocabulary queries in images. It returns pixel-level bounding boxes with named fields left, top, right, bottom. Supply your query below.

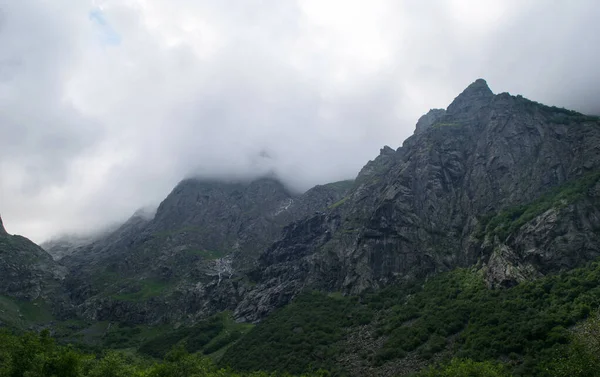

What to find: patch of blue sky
left=89, top=8, right=121, bottom=46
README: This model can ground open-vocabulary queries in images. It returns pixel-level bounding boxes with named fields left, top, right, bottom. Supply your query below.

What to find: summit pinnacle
left=446, top=78, right=494, bottom=116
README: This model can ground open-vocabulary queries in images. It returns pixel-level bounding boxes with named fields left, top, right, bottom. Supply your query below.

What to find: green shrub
left=415, top=358, right=512, bottom=377
left=0, top=330, right=324, bottom=377
left=481, top=172, right=600, bottom=241
left=221, top=292, right=373, bottom=375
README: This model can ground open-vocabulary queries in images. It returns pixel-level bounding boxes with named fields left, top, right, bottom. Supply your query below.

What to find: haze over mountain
left=2, top=1, right=600, bottom=242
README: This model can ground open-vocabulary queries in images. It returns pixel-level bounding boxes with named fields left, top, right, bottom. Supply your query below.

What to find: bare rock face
left=233, top=79, right=600, bottom=321
left=482, top=182, right=600, bottom=287
left=482, top=243, right=542, bottom=288
left=59, top=177, right=352, bottom=323
left=415, top=109, right=446, bottom=134
left=446, top=78, right=494, bottom=117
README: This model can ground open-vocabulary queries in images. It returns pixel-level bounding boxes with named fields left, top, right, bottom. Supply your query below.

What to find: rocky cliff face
left=479, top=173, right=600, bottom=288
left=59, top=177, right=351, bottom=323
left=0, top=215, right=65, bottom=301
left=234, top=79, right=600, bottom=321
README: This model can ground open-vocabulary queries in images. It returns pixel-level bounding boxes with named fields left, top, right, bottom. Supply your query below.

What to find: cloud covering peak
left=2, top=0, right=600, bottom=242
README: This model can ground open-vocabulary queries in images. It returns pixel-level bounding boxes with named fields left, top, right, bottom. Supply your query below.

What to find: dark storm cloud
left=1, top=0, right=599, bottom=241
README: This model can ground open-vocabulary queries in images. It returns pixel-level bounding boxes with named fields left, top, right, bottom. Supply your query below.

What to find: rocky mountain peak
left=460, top=78, right=493, bottom=97
left=446, top=78, right=494, bottom=116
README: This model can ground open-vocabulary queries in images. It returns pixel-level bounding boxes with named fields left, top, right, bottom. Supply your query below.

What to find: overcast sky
left=1, top=0, right=599, bottom=242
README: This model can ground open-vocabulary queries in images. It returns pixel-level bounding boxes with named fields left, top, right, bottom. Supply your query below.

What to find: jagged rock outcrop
left=234, top=79, right=600, bottom=321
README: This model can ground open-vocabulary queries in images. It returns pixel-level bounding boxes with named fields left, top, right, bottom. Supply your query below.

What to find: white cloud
left=1, top=0, right=599, bottom=241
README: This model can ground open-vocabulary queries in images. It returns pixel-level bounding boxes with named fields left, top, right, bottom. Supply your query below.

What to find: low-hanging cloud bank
left=1, top=0, right=599, bottom=242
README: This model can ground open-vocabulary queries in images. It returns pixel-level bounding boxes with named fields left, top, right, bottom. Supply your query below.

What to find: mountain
left=59, top=177, right=352, bottom=323
left=0, top=215, right=66, bottom=329
left=52, top=79, right=600, bottom=326
left=0, top=215, right=64, bottom=301
left=43, top=234, right=103, bottom=261
left=233, top=79, right=600, bottom=321
left=5, top=78, right=600, bottom=376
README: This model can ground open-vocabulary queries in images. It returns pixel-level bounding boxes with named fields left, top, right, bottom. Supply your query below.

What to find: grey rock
left=233, top=79, right=600, bottom=321
left=60, top=176, right=352, bottom=323
left=415, top=109, right=446, bottom=134
left=0, top=217, right=65, bottom=302
left=27, top=78, right=600, bottom=325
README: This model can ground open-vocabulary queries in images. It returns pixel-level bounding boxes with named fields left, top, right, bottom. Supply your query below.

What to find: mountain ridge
left=232, top=79, right=600, bottom=321
left=2, top=78, right=600, bottom=376
left=32, top=78, right=600, bottom=325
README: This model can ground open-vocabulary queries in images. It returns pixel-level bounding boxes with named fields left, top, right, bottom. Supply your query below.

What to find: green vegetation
left=223, top=259, right=600, bottom=376
left=374, top=265, right=599, bottom=375
left=0, top=296, right=54, bottom=328
left=410, top=309, right=600, bottom=377
left=515, top=94, right=600, bottom=124
left=480, top=171, right=600, bottom=241
left=100, top=322, right=174, bottom=350
left=413, top=358, right=512, bottom=377
left=328, top=197, right=349, bottom=209
left=222, top=292, right=373, bottom=375
left=0, top=296, right=30, bottom=328
left=139, top=312, right=253, bottom=360
left=6, top=259, right=600, bottom=377
left=0, top=330, right=327, bottom=377
left=539, top=310, right=600, bottom=377
left=322, top=180, right=355, bottom=193
left=5, top=240, right=600, bottom=377
left=112, top=279, right=173, bottom=302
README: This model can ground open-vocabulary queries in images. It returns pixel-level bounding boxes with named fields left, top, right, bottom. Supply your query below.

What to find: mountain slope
left=0, top=215, right=64, bottom=301
left=234, top=79, right=600, bottom=321
left=0, top=215, right=66, bottom=328
left=224, top=258, right=600, bottom=376
left=60, top=177, right=352, bottom=323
